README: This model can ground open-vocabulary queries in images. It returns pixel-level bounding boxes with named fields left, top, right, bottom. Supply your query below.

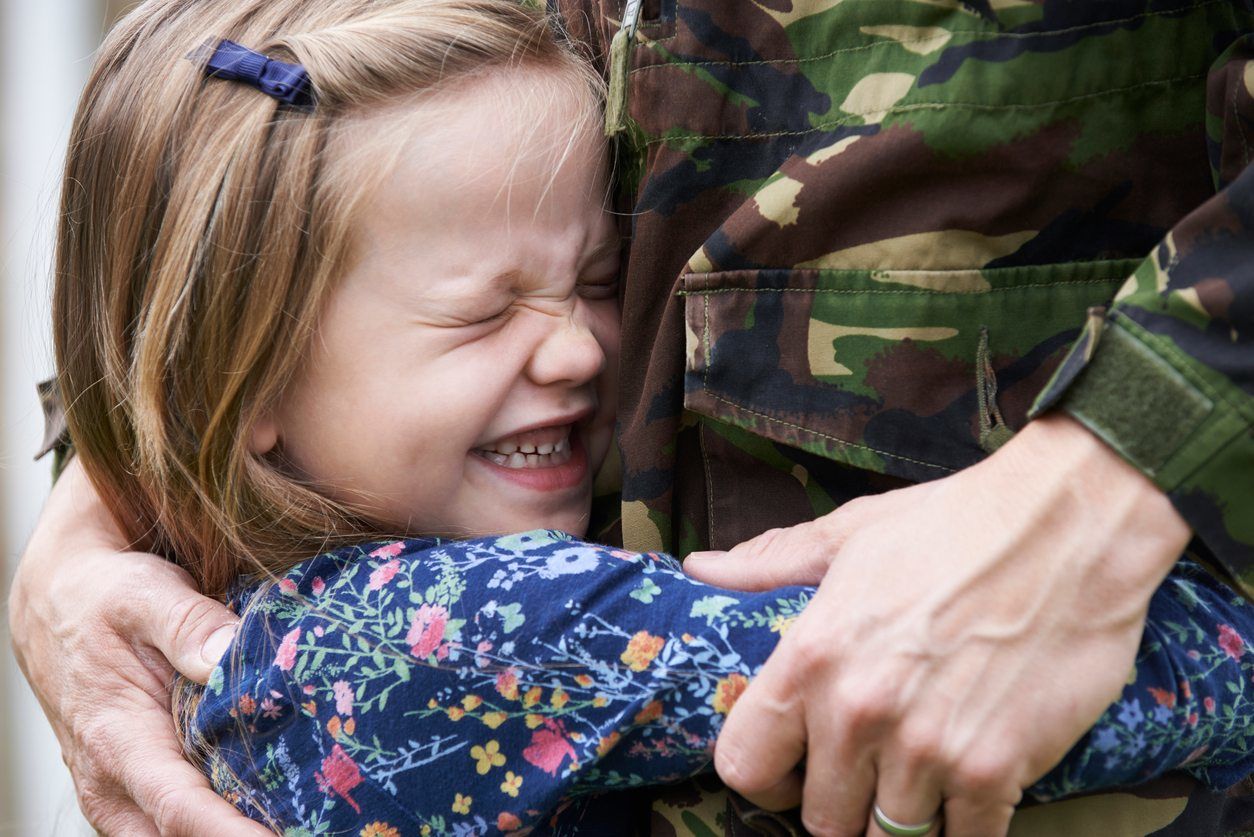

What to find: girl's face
left=260, top=70, right=620, bottom=538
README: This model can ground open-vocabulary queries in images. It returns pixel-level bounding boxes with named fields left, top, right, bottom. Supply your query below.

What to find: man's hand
left=8, top=460, right=267, bottom=836
left=683, top=414, right=1191, bottom=837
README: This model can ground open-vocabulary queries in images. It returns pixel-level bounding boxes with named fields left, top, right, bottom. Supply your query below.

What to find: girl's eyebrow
left=482, top=238, right=620, bottom=288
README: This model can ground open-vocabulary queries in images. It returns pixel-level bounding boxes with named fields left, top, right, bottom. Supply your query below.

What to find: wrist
left=994, top=412, right=1190, bottom=583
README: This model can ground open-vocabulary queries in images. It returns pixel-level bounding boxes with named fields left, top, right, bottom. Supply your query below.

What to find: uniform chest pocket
left=680, top=262, right=1136, bottom=483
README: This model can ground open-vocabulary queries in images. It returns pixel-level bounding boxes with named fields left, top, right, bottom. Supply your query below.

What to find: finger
left=88, top=801, right=161, bottom=837
left=798, top=714, right=878, bottom=836
left=714, top=653, right=808, bottom=805
left=134, top=569, right=239, bottom=684
left=864, top=750, right=944, bottom=837
left=124, top=746, right=271, bottom=837
left=941, top=792, right=1016, bottom=837
left=684, top=519, right=840, bottom=590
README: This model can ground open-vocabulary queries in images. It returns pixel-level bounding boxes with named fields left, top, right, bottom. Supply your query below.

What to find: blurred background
left=2, top=0, right=130, bottom=833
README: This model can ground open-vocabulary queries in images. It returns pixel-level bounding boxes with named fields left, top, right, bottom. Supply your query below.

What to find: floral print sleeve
left=189, top=532, right=1254, bottom=836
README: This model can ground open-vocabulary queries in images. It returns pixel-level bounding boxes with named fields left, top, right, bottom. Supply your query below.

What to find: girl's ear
left=249, top=414, right=279, bottom=455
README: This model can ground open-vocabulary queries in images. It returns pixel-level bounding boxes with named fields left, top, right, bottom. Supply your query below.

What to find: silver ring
left=872, top=802, right=939, bottom=837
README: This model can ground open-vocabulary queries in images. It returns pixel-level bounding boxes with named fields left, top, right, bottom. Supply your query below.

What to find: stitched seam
left=678, top=278, right=1125, bottom=296
left=699, top=422, right=717, bottom=549
left=1110, top=310, right=1254, bottom=422
left=702, top=392, right=954, bottom=473
left=702, top=292, right=711, bottom=390
left=630, top=0, right=1225, bottom=73
left=645, top=75, right=1203, bottom=144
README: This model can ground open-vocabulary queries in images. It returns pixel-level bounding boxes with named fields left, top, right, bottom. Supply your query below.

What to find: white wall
left=1, top=0, right=98, bottom=833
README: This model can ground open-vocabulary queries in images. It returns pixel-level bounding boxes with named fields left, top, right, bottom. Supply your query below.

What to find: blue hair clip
left=199, top=39, right=313, bottom=107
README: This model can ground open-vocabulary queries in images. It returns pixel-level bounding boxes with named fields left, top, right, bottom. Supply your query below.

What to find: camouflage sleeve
left=1031, top=35, right=1254, bottom=599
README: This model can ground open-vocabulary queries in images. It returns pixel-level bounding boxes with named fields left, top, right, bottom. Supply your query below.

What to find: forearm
left=195, top=533, right=811, bottom=831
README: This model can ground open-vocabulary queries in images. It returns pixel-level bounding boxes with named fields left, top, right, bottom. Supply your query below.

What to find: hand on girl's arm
left=7, top=459, right=267, bottom=836
left=683, top=413, right=1198, bottom=837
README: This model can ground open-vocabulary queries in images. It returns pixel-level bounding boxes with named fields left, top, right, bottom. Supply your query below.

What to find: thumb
left=682, top=519, right=840, bottom=591
left=139, top=566, right=239, bottom=684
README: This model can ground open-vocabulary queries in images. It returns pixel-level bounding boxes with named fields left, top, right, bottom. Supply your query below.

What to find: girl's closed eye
left=577, top=273, right=619, bottom=300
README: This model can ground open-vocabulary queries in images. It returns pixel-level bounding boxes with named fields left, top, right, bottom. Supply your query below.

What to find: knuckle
left=951, top=751, right=1017, bottom=798
left=163, top=593, right=220, bottom=651
left=147, top=782, right=193, bottom=835
left=834, top=681, right=889, bottom=728
left=790, top=629, right=837, bottom=675
left=714, top=742, right=769, bottom=796
left=898, top=728, right=945, bottom=770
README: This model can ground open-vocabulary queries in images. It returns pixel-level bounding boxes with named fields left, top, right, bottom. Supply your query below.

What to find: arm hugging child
left=50, top=1, right=1254, bottom=834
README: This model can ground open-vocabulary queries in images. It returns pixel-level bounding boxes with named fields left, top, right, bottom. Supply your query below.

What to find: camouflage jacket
left=556, top=0, right=1254, bottom=834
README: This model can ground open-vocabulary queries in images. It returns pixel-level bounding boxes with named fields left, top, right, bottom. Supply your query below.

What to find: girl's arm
left=190, top=532, right=1254, bottom=835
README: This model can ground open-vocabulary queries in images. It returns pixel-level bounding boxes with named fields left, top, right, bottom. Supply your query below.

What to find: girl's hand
left=683, top=414, right=1191, bottom=837
left=8, top=460, right=266, bottom=836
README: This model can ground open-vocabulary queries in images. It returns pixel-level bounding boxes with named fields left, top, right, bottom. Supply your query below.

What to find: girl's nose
left=525, top=303, right=607, bottom=388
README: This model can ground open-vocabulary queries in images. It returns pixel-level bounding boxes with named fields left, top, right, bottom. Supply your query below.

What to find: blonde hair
left=53, top=0, right=603, bottom=597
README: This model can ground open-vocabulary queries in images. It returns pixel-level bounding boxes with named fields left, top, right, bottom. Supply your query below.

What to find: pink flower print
left=333, top=680, right=354, bottom=716
left=274, top=627, right=301, bottom=671
left=311, top=577, right=325, bottom=596
left=279, top=578, right=298, bottom=595
left=315, top=744, right=363, bottom=813
left=260, top=698, right=283, bottom=720
left=522, top=720, right=576, bottom=776
left=368, top=559, right=401, bottom=591
left=1205, top=696, right=1217, bottom=713
left=475, top=640, right=493, bottom=668
left=407, top=604, right=449, bottom=659
left=1218, top=624, right=1245, bottom=660
left=369, top=541, right=405, bottom=560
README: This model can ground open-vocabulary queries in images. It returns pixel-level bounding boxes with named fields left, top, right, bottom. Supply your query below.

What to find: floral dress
left=188, top=531, right=1254, bottom=836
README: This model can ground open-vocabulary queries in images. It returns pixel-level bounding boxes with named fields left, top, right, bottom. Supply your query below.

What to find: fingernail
left=202, top=623, right=237, bottom=665
left=684, top=551, right=718, bottom=563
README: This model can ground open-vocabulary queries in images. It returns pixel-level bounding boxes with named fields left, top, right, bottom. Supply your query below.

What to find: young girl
left=52, top=0, right=1254, bottom=834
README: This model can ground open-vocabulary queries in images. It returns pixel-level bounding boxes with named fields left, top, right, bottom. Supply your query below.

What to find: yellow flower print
left=596, top=732, right=621, bottom=757
left=421, top=826, right=432, bottom=836
left=550, top=688, right=569, bottom=709
left=574, top=674, right=593, bottom=687
left=470, top=740, right=507, bottom=775
left=620, top=631, right=665, bottom=671
left=522, top=686, right=542, bottom=708
left=634, top=700, right=663, bottom=725
left=452, top=793, right=472, bottom=814
left=462, top=694, right=483, bottom=711
left=712, top=673, right=749, bottom=714
left=592, top=695, right=608, bottom=707
left=770, top=614, right=797, bottom=635
left=359, top=822, right=400, bottom=837
left=524, top=713, right=545, bottom=729
left=447, top=706, right=465, bottom=721
left=500, top=771, right=523, bottom=798
left=481, top=711, right=508, bottom=729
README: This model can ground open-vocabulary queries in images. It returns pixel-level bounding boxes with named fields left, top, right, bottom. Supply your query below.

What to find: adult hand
left=8, top=459, right=267, bottom=836
left=683, top=413, right=1192, bottom=837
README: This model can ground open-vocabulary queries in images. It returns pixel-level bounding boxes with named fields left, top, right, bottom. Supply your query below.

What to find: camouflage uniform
left=555, top=0, right=1254, bottom=834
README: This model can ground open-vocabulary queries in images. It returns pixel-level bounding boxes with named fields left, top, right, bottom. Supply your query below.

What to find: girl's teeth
left=519, top=443, right=536, bottom=454
left=480, top=440, right=575, bottom=469
left=497, top=441, right=518, bottom=455
left=537, top=443, right=554, bottom=455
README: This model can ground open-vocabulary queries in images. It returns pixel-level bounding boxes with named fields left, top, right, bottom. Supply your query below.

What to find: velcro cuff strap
left=1057, top=319, right=1212, bottom=479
